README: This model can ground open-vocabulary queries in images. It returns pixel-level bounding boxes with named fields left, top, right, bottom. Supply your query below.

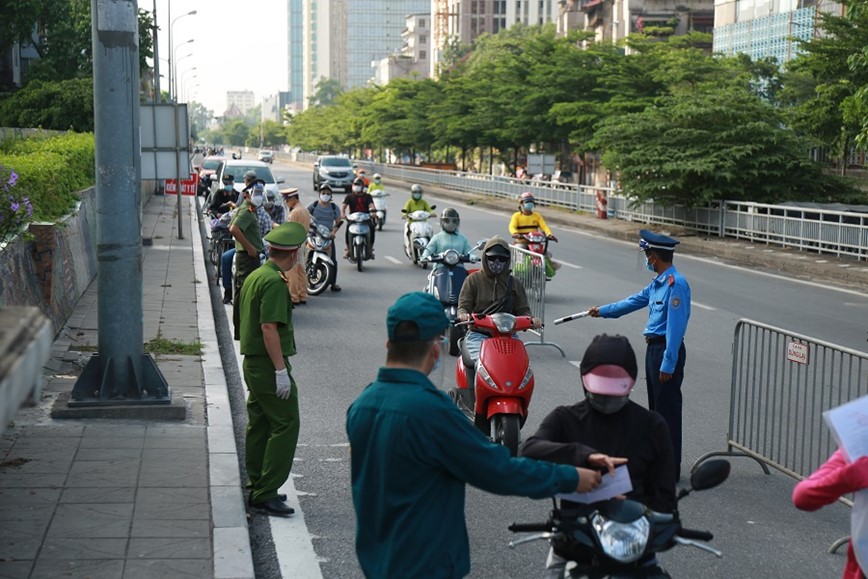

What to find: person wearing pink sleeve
left=793, top=450, right=868, bottom=579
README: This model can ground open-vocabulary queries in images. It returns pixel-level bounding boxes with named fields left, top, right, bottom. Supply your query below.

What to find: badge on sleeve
left=671, top=296, right=681, bottom=308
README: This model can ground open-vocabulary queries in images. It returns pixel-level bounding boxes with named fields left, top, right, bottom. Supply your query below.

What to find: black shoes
left=330, top=284, right=342, bottom=292
left=247, top=491, right=287, bottom=505
left=222, top=289, right=232, bottom=304
left=250, top=496, right=294, bottom=517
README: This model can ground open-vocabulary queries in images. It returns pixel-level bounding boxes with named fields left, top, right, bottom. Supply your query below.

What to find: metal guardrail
left=693, top=319, right=868, bottom=487
left=508, top=244, right=564, bottom=356
left=301, top=155, right=868, bottom=261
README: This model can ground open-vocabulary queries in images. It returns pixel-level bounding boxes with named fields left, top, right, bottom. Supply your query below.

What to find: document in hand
left=823, top=394, right=868, bottom=461
left=556, top=465, right=633, bottom=504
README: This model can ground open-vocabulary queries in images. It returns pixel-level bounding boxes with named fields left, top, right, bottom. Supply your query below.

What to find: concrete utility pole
left=70, top=0, right=169, bottom=406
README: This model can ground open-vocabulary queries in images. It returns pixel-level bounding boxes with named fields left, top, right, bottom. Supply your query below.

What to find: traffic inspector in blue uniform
left=588, top=229, right=691, bottom=480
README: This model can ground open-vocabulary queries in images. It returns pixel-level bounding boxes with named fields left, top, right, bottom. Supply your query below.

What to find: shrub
left=0, top=132, right=94, bottom=225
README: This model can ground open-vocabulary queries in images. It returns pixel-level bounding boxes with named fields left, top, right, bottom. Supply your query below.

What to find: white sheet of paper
left=823, top=394, right=868, bottom=461
left=556, top=465, right=633, bottom=504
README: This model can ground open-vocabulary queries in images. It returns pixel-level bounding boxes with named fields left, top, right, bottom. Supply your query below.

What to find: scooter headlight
left=489, top=312, right=516, bottom=334
left=475, top=362, right=498, bottom=391
left=591, top=513, right=650, bottom=563
left=517, top=367, right=533, bottom=390
left=443, top=249, right=460, bottom=266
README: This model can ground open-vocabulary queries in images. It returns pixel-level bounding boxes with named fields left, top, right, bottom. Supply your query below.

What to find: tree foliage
left=0, top=78, right=94, bottom=131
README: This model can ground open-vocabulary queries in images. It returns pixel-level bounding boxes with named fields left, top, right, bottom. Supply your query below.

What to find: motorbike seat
left=460, top=339, right=475, bottom=369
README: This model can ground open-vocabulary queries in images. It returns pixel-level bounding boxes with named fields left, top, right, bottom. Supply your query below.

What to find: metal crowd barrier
left=508, top=244, right=564, bottom=356
left=693, top=319, right=868, bottom=486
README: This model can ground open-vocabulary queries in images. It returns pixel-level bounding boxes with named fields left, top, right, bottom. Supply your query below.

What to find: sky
left=149, top=0, right=289, bottom=116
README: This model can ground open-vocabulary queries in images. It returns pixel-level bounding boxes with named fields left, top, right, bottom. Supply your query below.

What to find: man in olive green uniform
left=230, top=183, right=266, bottom=340
left=238, top=221, right=306, bottom=517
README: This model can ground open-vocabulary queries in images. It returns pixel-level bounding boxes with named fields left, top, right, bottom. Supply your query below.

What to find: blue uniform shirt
left=598, top=265, right=691, bottom=374
left=346, top=367, right=579, bottom=579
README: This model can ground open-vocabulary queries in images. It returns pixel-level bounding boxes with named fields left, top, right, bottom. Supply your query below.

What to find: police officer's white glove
left=275, top=368, right=291, bottom=400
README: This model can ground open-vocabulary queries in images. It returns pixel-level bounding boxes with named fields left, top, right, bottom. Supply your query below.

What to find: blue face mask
left=646, top=257, right=655, bottom=272
left=522, top=202, right=534, bottom=211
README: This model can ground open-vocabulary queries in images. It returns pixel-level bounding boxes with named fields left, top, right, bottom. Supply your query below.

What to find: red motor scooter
left=454, top=312, right=535, bottom=456
left=513, top=231, right=558, bottom=280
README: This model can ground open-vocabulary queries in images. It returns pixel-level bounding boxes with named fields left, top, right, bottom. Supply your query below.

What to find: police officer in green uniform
left=238, top=221, right=307, bottom=517
left=229, top=182, right=266, bottom=340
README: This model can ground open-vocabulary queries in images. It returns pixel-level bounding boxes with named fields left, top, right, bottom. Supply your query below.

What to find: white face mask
left=250, top=193, right=264, bottom=208
left=320, top=193, right=332, bottom=203
left=352, top=185, right=362, bottom=193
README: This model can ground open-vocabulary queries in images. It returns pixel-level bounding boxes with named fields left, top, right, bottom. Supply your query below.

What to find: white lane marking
left=384, top=255, right=402, bottom=264
left=558, top=261, right=582, bottom=270
left=569, top=361, right=581, bottom=370
left=692, top=301, right=716, bottom=311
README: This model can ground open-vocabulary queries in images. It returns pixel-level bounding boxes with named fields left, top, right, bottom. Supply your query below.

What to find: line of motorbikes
left=208, top=179, right=730, bottom=576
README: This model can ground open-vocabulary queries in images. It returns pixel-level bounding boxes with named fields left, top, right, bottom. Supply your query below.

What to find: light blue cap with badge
left=387, top=292, right=450, bottom=342
left=639, top=229, right=679, bottom=251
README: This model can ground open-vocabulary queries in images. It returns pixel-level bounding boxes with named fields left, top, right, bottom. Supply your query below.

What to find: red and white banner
left=165, top=172, right=199, bottom=196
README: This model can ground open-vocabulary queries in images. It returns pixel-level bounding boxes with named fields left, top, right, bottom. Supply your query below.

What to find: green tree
left=0, top=78, right=94, bottom=131
left=223, top=120, right=251, bottom=147
left=592, top=86, right=856, bottom=206
left=363, top=79, right=439, bottom=160
left=785, top=0, right=868, bottom=172
left=309, top=78, right=343, bottom=107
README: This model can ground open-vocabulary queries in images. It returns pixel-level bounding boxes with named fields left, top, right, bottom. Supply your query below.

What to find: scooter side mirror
left=474, top=239, right=486, bottom=250
left=431, top=205, right=437, bottom=210
left=690, top=459, right=730, bottom=492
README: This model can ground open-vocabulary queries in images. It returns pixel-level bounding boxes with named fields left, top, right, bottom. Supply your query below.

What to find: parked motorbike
left=346, top=211, right=374, bottom=272
left=513, top=231, right=558, bottom=280
left=306, top=222, right=336, bottom=295
left=453, top=312, right=535, bottom=456
left=422, top=242, right=482, bottom=356
left=371, top=190, right=388, bottom=231
left=508, top=459, right=731, bottom=578
left=402, top=207, right=437, bottom=268
left=208, top=213, right=235, bottom=286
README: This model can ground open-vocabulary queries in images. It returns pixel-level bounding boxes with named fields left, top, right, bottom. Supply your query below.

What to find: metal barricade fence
left=508, top=244, right=564, bottom=356
left=693, top=319, right=868, bottom=486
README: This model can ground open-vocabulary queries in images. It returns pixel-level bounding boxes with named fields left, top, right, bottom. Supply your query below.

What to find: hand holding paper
left=558, top=465, right=633, bottom=504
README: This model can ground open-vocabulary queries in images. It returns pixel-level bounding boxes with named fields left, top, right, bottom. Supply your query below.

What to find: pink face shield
left=581, top=364, right=635, bottom=396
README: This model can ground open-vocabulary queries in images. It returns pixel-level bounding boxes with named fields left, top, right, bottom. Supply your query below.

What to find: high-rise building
left=288, top=0, right=304, bottom=112
left=226, top=91, right=256, bottom=116
left=713, top=0, right=843, bottom=64
left=373, top=13, right=431, bottom=85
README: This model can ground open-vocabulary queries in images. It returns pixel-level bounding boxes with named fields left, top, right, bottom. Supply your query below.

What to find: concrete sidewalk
left=0, top=195, right=253, bottom=578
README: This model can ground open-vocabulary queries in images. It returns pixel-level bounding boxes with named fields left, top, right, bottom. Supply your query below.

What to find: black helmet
left=440, top=208, right=460, bottom=233
left=484, top=244, right=510, bottom=259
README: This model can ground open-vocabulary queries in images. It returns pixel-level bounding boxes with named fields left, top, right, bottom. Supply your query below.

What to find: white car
left=210, top=159, right=285, bottom=201
left=257, top=150, right=274, bottom=163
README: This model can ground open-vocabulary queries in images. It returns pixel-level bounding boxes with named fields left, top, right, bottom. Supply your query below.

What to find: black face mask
left=585, top=391, right=629, bottom=414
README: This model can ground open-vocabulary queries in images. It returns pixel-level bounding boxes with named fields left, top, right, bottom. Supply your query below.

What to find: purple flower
left=10, top=202, right=19, bottom=213
left=8, top=171, right=17, bottom=187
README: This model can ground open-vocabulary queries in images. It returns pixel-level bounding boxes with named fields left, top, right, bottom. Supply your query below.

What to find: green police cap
left=264, top=222, right=306, bottom=251
left=387, top=292, right=450, bottom=342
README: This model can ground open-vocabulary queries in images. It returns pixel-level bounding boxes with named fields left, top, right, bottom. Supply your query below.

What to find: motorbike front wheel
left=378, top=213, right=384, bottom=231
left=493, top=414, right=520, bottom=457
left=355, top=244, right=364, bottom=272
left=307, top=260, right=332, bottom=295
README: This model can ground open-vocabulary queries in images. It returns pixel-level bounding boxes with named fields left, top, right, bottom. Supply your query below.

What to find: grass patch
left=145, top=335, right=203, bottom=356
left=70, top=336, right=203, bottom=356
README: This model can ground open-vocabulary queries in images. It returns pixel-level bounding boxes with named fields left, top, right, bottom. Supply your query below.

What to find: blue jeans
left=221, top=248, right=235, bottom=289
left=463, top=330, right=487, bottom=364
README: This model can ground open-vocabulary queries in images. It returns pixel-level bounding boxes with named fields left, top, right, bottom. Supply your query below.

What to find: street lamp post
left=167, top=9, right=196, bottom=102
left=181, top=72, right=198, bottom=102
left=171, top=39, right=194, bottom=101
left=174, top=54, right=195, bottom=99
left=167, top=4, right=193, bottom=239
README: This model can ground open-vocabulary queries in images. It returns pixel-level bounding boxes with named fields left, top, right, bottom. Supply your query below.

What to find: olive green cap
left=264, top=222, right=306, bottom=251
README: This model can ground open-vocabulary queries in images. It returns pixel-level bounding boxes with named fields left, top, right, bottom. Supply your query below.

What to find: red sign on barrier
left=165, top=172, right=198, bottom=196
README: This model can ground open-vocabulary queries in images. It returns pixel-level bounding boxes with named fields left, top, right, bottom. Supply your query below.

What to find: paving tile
left=14, top=426, right=85, bottom=438
left=211, top=485, right=246, bottom=529
left=138, top=463, right=206, bottom=487
left=45, top=503, right=134, bottom=538
left=142, top=436, right=205, bottom=450
left=0, top=519, right=49, bottom=560
left=122, top=558, right=212, bottom=579
left=0, top=472, right=67, bottom=488
left=0, top=456, right=74, bottom=474
left=30, top=559, right=125, bottom=579
left=83, top=424, right=147, bottom=437
left=0, top=488, right=60, bottom=520
left=74, top=447, right=143, bottom=461
left=130, top=518, right=210, bottom=538
left=134, top=498, right=210, bottom=520
left=60, top=487, right=135, bottom=504
left=135, top=486, right=208, bottom=504
left=39, top=537, right=127, bottom=559
left=140, top=447, right=203, bottom=462
left=146, top=425, right=205, bottom=438
left=127, top=537, right=210, bottom=559
left=78, top=436, right=144, bottom=449
left=65, top=460, right=139, bottom=488
left=209, top=453, right=240, bottom=487
left=0, top=561, right=34, bottom=579
left=213, top=527, right=254, bottom=579
left=10, top=437, right=80, bottom=451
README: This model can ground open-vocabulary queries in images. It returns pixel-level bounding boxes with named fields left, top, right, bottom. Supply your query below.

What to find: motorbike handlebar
left=508, top=522, right=552, bottom=533
left=678, top=528, right=714, bottom=542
